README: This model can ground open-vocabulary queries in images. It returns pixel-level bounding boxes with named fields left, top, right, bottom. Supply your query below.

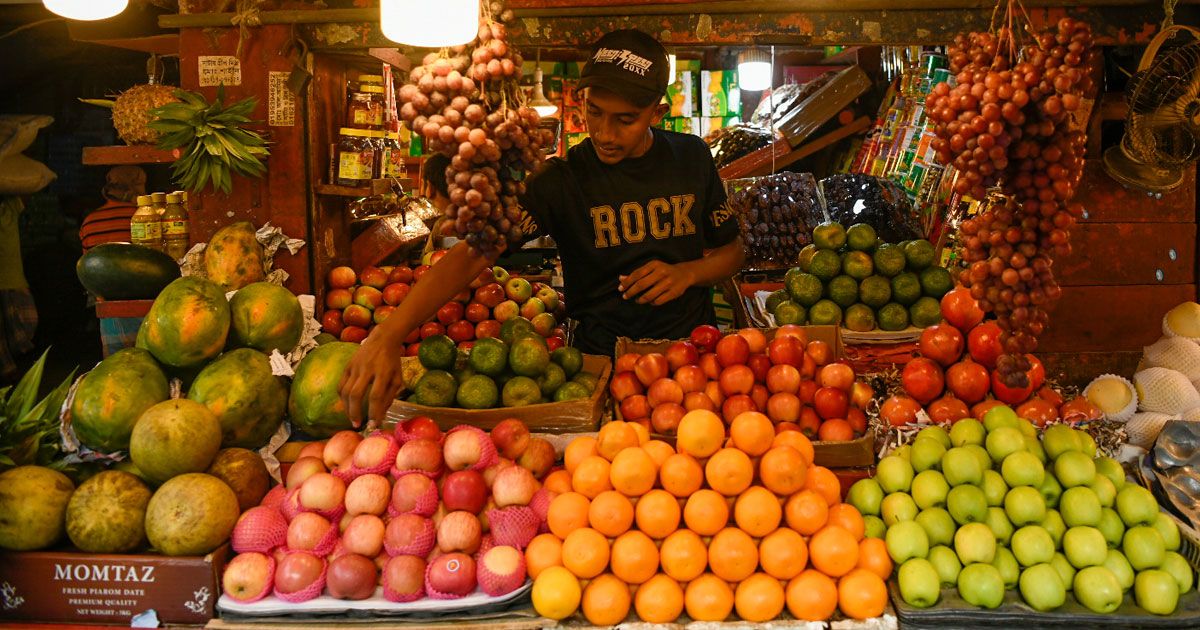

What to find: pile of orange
left=528, top=412, right=890, bottom=624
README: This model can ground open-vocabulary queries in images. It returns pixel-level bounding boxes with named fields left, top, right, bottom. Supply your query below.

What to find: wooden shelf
left=75, top=34, right=179, bottom=56
left=82, top=145, right=179, bottom=166
left=317, top=179, right=413, bottom=197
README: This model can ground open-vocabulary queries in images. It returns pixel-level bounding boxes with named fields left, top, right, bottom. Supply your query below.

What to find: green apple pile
left=848, top=405, right=1195, bottom=615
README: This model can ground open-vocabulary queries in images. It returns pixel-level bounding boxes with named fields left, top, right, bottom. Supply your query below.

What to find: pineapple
left=111, top=83, right=180, bottom=145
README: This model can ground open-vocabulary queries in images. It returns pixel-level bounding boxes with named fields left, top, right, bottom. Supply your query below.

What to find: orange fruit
left=629, top=421, right=651, bottom=445
left=729, top=411, right=775, bottom=456
left=676, top=409, right=725, bottom=458
left=856, top=537, right=893, bottom=580
left=532, top=566, right=581, bottom=620
left=735, top=572, right=786, bottom=623
left=543, top=469, right=573, bottom=494
left=784, top=489, right=829, bottom=535
left=827, top=503, right=865, bottom=541
left=572, top=455, right=613, bottom=499
left=564, top=436, right=598, bottom=474
left=759, top=527, right=807, bottom=580
left=837, top=568, right=888, bottom=620
left=772, top=430, right=815, bottom=467
left=759, top=445, right=808, bottom=495
left=683, top=489, right=730, bottom=536
left=808, top=525, right=859, bottom=578
left=733, top=486, right=782, bottom=537
left=525, top=533, right=564, bottom=579
left=705, top=448, right=753, bottom=497
left=609, top=447, right=657, bottom=497
left=684, top=573, right=734, bottom=622
left=610, top=530, right=659, bottom=585
left=707, top=527, right=758, bottom=583
left=818, top=418, right=855, bottom=441
left=660, top=529, right=708, bottom=582
left=786, top=569, right=838, bottom=621
left=581, top=573, right=630, bottom=626
left=804, top=465, right=842, bottom=506
left=561, top=527, right=610, bottom=579
left=633, top=573, right=683, bottom=623
left=634, top=489, right=681, bottom=539
left=588, top=490, right=634, bottom=538
left=659, top=453, right=703, bottom=498
left=547, top=491, right=590, bottom=539
left=597, top=421, right=639, bottom=461
left=641, top=439, right=675, bottom=467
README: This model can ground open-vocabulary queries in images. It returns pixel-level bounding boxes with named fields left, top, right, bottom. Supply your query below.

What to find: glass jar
left=150, top=191, right=167, bottom=217
left=335, top=128, right=382, bottom=187
left=162, top=192, right=190, bottom=260
left=346, top=74, right=386, bottom=131
left=383, top=132, right=409, bottom=179
left=130, top=194, right=163, bottom=251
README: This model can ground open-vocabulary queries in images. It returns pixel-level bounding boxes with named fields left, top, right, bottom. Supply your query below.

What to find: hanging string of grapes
left=926, top=0, right=1097, bottom=388
left=398, top=1, right=553, bottom=256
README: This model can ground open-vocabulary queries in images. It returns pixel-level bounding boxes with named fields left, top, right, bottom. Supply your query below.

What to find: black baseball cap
left=578, top=29, right=670, bottom=104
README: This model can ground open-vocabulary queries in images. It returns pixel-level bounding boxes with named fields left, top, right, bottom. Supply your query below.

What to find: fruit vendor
left=342, top=29, right=744, bottom=424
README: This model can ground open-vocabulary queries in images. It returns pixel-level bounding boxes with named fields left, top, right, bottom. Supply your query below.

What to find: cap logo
left=593, top=47, right=653, bottom=76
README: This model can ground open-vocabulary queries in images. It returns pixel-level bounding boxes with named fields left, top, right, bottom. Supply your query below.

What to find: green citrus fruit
left=827, top=275, right=859, bottom=308
left=859, top=275, right=893, bottom=309
left=571, top=372, right=599, bottom=394
left=456, top=374, right=499, bottom=409
left=468, top=337, right=508, bottom=376
left=773, top=300, right=807, bottom=325
left=417, top=335, right=457, bottom=371
left=509, top=336, right=551, bottom=377
left=845, top=304, right=877, bottom=332
left=413, top=370, right=457, bottom=407
left=554, top=382, right=591, bottom=402
left=813, top=221, right=848, bottom=250
left=877, top=303, right=911, bottom=331
left=808, top=299, right=844, bottom=326
left=904, top=239, right=937, bottom=270
left=920, top=267, right=954, bottom=298
left=874, top=243, right=908, bottom=277
left=842, top=251, right=875, bottom=280
left=537, top=363, right=567, bottom=398
left=502, top=376, right=543, bottom=407
left=551, top=347, right=584, bottom=378
left=798, top=244, right=820, bottom=272
left=809, top=250, right=842, bottom=281
left=910, top=297, right=944, bottom=328
left=499, top=317, right=536, bottom=346
left=766, top=289, right=789, bottom=315
left=847, top=223, right=878, bottom=252
left=891, top=272, right=923, bottom=306
left=786, top=271, right=825, bottom=307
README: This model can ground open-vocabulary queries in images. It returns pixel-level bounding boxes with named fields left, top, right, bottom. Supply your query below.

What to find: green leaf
left=173, top=89, right=207, bottom=108
left=4, top=349, right=48, bottom=423
left=0, top=454, right=14, bottom=467
left=0, top=385, right=12, bottom=405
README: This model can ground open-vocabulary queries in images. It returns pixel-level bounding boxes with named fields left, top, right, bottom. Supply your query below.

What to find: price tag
left=268, top=71, right=295, bottom=127
left=198, top=56, right=242, bottom=87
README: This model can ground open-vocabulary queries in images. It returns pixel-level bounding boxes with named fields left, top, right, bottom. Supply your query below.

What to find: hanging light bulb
left=43, top=0, right=128, bottom=21
left=528, top=67, right=558, bottom=117
left=380, top=0, right=479, bottom=48
left=737, top=48, right=772, bottom=92
left=668, top=53, right=678, bottom=84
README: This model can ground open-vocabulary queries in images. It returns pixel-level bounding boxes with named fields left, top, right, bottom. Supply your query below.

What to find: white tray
left=217, top=581, right=531, bottom=617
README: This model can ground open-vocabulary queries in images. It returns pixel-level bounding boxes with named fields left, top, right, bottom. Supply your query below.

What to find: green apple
left=1038, top=473, right=1063, bottom=509
left=986, top=427, right=1026, bottom=463
left=982, top=404, right=1019, bottom=432
left=1074, top=566, right=1123, bottom=613
left=1098, top=508, right=1126, bottom=549
left=948, top=485, right=988, bottom=525
left=981, top=470, right=1009, bottom=507
left=985, top=507, right=1014, bottom=546
left=911, top=470, right=950, bottom=510
left=957, top=562, right=1005, bottom=609
left=992, top=546, right=1020, bottom=589
left=1043, top=424, right=1081, bottom=460
left=1088, top=474, right=1117, bottom=508
left=1123, top=525, right=1166, bottom=571
left=928, top=545, right=962, bottom=587
left=1102, top=548, right=1135, bottom=591
left=910, top=437, right=947, bottom=473
left=1019, top=563, right=1066, bottom=611
left=886, top=519, right=930, bottom=564
left=847, top=478, right=884, bottom=516
left=1054, top=451, right=1096, bottom=488
left=943, top=447, right=984, bottom=487
left=1078, top=431, right=1098, bottom=458
left=1001, top=451, right=1045, bottom=488
left=882, top=492, right=919, bottom=526
left=1004, top=486, right=1046, bottom=526
left=1015, top=418, right=1038, bottom=439
left=1051, top=552, right=1076, bottom=590
left=1063, top=526, right=1108, bottom=568
left=1059, top=486, right=1102, bottom=527
left=949, top=417, right=986, bottom=447
left=898, top=558, right=941, bottom=608
left=916, top=507, right=957, bottom=547
left=1041, top=509, right=1066, bottom=548
left=1135, top=569, right=1180, bottom=615
left=954, top=522, right=997, bottom=564
left=893, top=444, right=912, bottom=462
left=1012, top=525, right=1055, bottom=567
left=1116, top=485, right=1160, bottom=527
left=1094, top=456, right=1126, bottom=490
left=864, top=514, right=887, bottom=539
left=1160, top=551, right=1195, bottom=594
left=1024, top=434, right=1048, bottom=464
left=877, top=455, right=915, bottom=494
left=964, top=445, right=994, bottom=475
left=918, top=425, right=952, bottom=449
left=1152, top=512, right=1181, bottom=551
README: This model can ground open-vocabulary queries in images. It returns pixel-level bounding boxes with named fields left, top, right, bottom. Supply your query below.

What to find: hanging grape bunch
left=397, top=1, right=551, bottom=255
left=925, top=6, right=1096, bottom=387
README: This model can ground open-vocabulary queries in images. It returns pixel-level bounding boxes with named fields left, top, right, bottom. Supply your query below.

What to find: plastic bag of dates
left=818, top=173, right=922, bottom=243
left=725, top=172, right=823, bottom=268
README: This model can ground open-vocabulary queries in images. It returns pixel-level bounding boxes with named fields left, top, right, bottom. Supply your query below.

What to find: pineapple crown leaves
left=0, top=349, right=77, bottom=473
left=148, top=86, right=270, bottom=195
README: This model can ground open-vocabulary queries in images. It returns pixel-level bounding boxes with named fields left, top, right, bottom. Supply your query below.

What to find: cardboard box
left=701, top=70, right=741, bottom=117
left=666, top=70, right=696, bottom=117
left=0, top=544, right=229, bottom=625
left=385, top=354, right=612, bottom=434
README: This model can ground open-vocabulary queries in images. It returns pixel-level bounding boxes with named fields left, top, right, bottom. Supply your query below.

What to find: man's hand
left=619, top=260, right=696, bottom=306
left=338, top=331, right=405, bottom=430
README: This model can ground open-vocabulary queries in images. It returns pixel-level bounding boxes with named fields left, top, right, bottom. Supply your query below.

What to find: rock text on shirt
left=588, top=194, right=697, bottom=248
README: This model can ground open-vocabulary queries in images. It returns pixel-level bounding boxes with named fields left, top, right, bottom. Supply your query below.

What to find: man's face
left=583, top=87, right=666, bottom=164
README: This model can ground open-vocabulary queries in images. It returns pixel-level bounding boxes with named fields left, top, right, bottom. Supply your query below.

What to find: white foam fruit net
left=1125, top=411, right=1178, bottom=449
left=1133, top=367, right=1200, bottom=415
left=1144, top=336, right=1200, bottom=384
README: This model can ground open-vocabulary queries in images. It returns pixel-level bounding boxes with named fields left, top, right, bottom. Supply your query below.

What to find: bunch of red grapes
left=926, top=15, right=1096, bottom=387
left=397, top=2, right=551, bottom=255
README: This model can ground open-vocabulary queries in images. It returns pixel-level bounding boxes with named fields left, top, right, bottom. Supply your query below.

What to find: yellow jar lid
left=151, top=192, right=167, bottom=203
left=339, top=127, right=374, bottom=138
left=136, top=195, right=153, bottom=206
left=360, top=85, right=385, bottom=94
left=358, top=74, right=384, bottom=83
left=166, top=193, right=183, bottom=204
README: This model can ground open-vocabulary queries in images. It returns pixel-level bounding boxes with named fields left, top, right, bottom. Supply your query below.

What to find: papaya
left=188, top=348, right=286, bottom=449
left=205, top=221, right=265, bottom=292
left=71, top=347, right=170, bottom=452
left=66, top=470, right=151, bottom=553
left=129, top=399, right=223, bottom=485
left=288, top=341, right=359, bottom=438
left=137, top=276, right=230, bottom=369
left=229, top=282, right=303, bottom=354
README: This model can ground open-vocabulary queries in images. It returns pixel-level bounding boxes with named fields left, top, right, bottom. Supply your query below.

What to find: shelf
left=82, top=145, right=179, bottom=166
left=317, top=179, right=415, bottom=197
left=75, top=34, right=180, bottom=56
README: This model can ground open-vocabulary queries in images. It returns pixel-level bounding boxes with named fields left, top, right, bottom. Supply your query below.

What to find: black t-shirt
left=518, top=128, right=739, bottom=355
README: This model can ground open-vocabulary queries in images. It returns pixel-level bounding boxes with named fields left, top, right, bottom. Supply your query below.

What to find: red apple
left=737, top=328, right=767, bottom=354
left=634, top=353, right=670, bottom=387
left=400, top=416, right=442, bottom=442
left=341, top=326, right=369, bottom=343
left=388, top=266, right=414, bottom=284
left=343, top=304, right=372, bottom=328
left=704, top=381, right=725, bottom=408
left=326, top=288, right=353, bottom=310
left=385, top=513, right=433, bottom=554
left=412, top=264, right=431, bottom=282
left=443, top=429, right=486, bottom=471
left=766, top=392, right=801, bottom=423
left=719, top=364, right=755, bottom=396
left=395, top=439, right=443, bottom=474
left=615, top=353, right=641, bottom=374
left=437, top=301, right=464, bottom=325
left=373, top=305, right=395, bottom=325
left=420, top=321, right=445, bottom=339
left=715, top=334, right=751, bottom=367
left=298, top=441, right=325, bottom=460
left=967, top=322, right=1004, bottom=369
left=328, top=266, right=357, bottom=290
left=847, top=407, right=868, bottom=435
left=477, top=545, right=527, bottom=596
left=286, top=456, right=326, bottom=490
left=699, top=353, right=722, bottom=381
left=442, top=470, right=488, bottom=514
left=274, top=551, right=325, bottom=595
left=472, top=283, right=505, bottom=308
left=665, top=341, right=700, bottom=372
left=493, top=300, right=519, bottom=322
left=651, top=402, right=686, bottom=434
left=850, top=381, right=874, bottom=409
left=482, top=458, right=515, bottom=488
left=608, top=371, right=645, bottom=402
left=722, top=394, right=757, bottom=420
left=493, top=465, right=537, bottom=507
left=287, top=512, right=333, bottom=551
left=427, top=552, right=477, bottom=596
left=766, top=335, right=805, bottom=368
left=491, top=419, right=531, bottom=459
left=517, top=438, right=555, bottom=479
left=619, top=394, right=651, bottom=420
left=774, top=325, right=808, bottom=344
left=505, top=277, right=533, bottom=303
left=805, top=340, right=833, bottom=367
left=476, top=319, right=502, bottom=339
left=342, top=514, right=386, bottom=557
left=438, top=511, right=483, bottom=554
left=360, top=266, right=388, bottom=289
left=326, top=553, right=378, bottom=600
left=798, top=408, right=821, bottom=438
left=465, top=302, right=491, bottom=323
left=404, top=327, right=421, bottom=344
left=674, top=365, right=707, bottom=394
left=690, top=324, right=721, bottom=353
left=531, top=312, right=556, bottom=338
left=353, top=285, right=383, bottom=310
left=447, top=320, right=475, bottom=343
left=902, top=357, right=946, bottom=405
left=817, top=363, right=856, bottom=392
left=321, top=310, right=344, bottom=336
left=299, top=472, right=346, bottom=512
left=647, top=378, right=684, bottom=407
left=324, top=430, right=363, bottom=471
left=747, top=353, right=771, bottom=384
left=798, top=380, right=818, bottom=405
left=546, top=336, right=564, bottom=351
left=222, top=551, right=274, bottom=602
left=470, top=267, right=495, bottom=289
left=536, top=287, right=560, bottom=311
left=520, top=297, right=546, bottom=320
left=381, top=282, right=410, bottom=306
left=345, top=474, right=390, bottom=516
left=750, top=384, right=769, bottom=412
left=458, top=341, right=475, bottom=352
left=813, top=386, right=850, bottom=420
left=384, top=555, right=425, bottom=600
left=766, top=364, right=801, bottom=394
left=683, top=391, right=716, bottom=412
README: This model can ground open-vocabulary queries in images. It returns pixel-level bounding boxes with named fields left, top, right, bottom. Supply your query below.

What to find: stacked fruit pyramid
left=769, top=221, right=951, bottom=331
left=528, top=415, right=890, bottom=624
left=222, top=418, right=556, bottom=603
left=849, top=406, right=1195, bottom=615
